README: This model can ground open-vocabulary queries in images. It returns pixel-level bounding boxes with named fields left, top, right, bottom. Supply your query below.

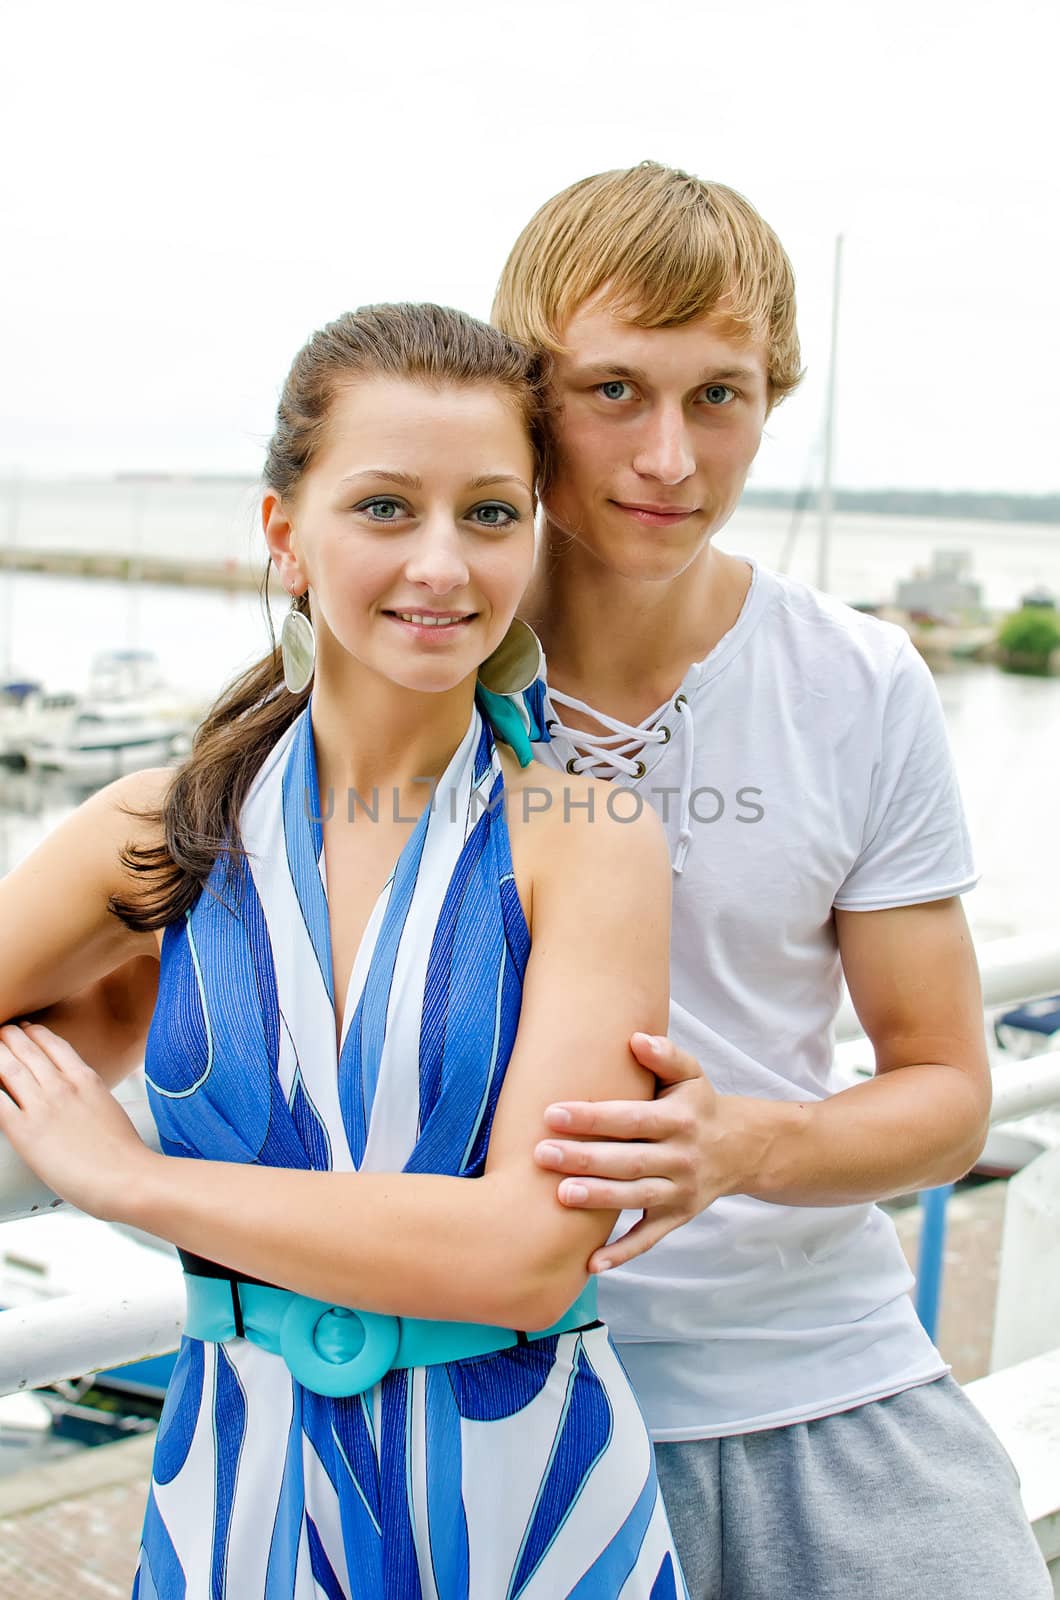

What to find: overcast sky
left=2, top=0, right=1057, bottom=493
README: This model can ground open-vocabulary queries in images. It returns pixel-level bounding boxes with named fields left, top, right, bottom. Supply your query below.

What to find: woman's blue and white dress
left=135, top=702, right=685, bottom=1599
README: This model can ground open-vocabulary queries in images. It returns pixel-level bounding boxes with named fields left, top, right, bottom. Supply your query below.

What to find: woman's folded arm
left=124, top=781, right=672, bottom=1328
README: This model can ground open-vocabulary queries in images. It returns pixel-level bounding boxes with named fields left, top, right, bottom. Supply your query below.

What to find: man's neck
left=522, top=525, right=752, bottom=724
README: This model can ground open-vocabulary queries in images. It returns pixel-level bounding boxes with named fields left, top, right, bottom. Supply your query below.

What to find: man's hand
left=534, top=1032, right=748, bottom=1272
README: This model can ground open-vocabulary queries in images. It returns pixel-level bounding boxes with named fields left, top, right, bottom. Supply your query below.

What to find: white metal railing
left=988, top=1052, right=1060, bottom=1124
left=0, top=933, right=1058, bottom=1403
left=0, top=1094, right=161, bottom=1223
left=0, top=1279, right=184, bottom=1395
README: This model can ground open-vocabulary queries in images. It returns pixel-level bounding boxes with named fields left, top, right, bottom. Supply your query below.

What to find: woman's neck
left=308, top=670, right=478, bottom=803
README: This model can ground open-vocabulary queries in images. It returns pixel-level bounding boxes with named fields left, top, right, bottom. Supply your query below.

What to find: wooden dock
left=0, top=545, right=261, bottom=592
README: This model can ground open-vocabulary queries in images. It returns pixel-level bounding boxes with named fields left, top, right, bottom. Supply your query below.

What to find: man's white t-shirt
left=525, top=560, right=978, bottom=1441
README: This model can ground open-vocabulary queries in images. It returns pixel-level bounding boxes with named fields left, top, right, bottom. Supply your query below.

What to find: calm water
left=0, top=482, right=1058, bottom=942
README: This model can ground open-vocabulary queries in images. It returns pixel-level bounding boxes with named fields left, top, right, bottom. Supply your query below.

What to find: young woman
left=0, top=304, right=686, bottom=1598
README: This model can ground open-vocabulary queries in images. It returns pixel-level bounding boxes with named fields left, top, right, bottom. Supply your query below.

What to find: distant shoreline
left=740, top=487, right=1060, bottom=525
left=103, top=475, right=1060, bottom=523
left=3, top=474, right=1057, bottom=528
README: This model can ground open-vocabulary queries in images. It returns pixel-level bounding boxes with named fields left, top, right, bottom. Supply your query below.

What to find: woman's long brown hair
left=108, top=303, right=551, bottom=932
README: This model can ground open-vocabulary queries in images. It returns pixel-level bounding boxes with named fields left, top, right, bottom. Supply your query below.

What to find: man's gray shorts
left=654, top=1375, right=1053, bottom=1599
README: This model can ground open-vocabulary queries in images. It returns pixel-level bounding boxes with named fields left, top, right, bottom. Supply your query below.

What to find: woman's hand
left=0, top=1021, right=158, bottom=1221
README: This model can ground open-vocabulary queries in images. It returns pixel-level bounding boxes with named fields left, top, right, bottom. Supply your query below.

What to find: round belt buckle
left=279, top=1296, right=400, bottom=1398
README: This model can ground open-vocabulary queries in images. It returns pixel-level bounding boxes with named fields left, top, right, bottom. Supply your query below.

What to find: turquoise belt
left=181, top=1263, right=599, bottom=1399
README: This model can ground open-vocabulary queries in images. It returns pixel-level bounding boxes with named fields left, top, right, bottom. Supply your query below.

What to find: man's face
left=543, top=295, right=770, bottom=582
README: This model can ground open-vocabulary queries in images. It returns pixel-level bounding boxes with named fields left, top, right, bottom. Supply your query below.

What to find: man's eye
left=357, top=498, right=405, bottom=520
left=597, top=381, right=633, bottom=401
left=470, top=502, right=519, bottom=528
left=702, top=384, right=736, bottom=406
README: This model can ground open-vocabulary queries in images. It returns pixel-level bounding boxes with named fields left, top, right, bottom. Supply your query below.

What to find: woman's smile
left=382, top=607, right=479, bottom=641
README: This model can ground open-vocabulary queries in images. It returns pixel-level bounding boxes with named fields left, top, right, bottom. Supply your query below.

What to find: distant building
left=895, top=549, right=985, bottom=620
left=1020, top=585, right=1057, bottom=611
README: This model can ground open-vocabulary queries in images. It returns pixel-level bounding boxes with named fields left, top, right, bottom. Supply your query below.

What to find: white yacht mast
left=1, top=473, right=21, bottom=680
left=816, top=233, right=844, bottom=593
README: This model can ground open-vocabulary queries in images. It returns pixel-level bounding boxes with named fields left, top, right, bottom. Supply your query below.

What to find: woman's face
left=273, top=376, right=536, bottom=696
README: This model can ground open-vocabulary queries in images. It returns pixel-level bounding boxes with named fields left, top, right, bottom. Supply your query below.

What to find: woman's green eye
left=702, top=384, right=736, bottom=406
left=471, top=503, right=519, bottom=528
left=358, top=498, right=404, bottom=520
left=599, top=381, right=632, bottom=401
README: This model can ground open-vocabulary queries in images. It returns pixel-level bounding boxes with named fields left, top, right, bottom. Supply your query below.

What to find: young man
left=488, top=163, right=1052, bottom=1597
left=33, top=165, right=1050, bottom=1596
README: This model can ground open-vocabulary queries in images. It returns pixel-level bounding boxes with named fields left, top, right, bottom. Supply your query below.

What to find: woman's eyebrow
left=339, top=468, right=421, bottom=488
left=337, top=469, right=531, bottom=494
left=467, top=473, right=532, bottom=493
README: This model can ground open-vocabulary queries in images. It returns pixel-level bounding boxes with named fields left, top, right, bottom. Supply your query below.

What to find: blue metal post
left=915, top=1183, right=954, bottom=1340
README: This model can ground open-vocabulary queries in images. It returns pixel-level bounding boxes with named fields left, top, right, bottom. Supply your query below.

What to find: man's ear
left=262, top=492, right=305, bottom=594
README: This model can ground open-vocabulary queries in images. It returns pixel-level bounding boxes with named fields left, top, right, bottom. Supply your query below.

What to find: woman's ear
left=262, top=492, right=305, bottom=594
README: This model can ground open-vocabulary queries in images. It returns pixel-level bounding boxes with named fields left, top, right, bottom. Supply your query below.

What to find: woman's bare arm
left=26, top=957, right=160, bottom=1087
left=0, top=769, right=164, bottom=1082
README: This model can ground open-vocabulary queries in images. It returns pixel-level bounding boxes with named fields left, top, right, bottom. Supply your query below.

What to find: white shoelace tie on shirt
left=546, top=688, right=696, bottom=874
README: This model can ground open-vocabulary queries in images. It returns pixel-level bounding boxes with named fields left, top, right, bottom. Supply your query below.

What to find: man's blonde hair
left=493, top=161, right=802, bottom=405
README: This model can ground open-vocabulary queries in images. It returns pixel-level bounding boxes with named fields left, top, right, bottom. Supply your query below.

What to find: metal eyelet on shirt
left=674, top=694, right=689, bottom=711
left=632, top=760, right=646, bottom=778
left=658, top=725, right=672, bottom=744
left=566, top=757, right=581, bottom=774
left=546, top=720, right=558, bottom=733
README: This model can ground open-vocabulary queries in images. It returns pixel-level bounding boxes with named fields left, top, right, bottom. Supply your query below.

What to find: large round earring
left=477, top=617, right=544, bottom=696
left=280, top=602, right=316, bottom=694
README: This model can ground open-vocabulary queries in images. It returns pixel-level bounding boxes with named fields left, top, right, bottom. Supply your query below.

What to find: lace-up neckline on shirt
left=546, top=686, right=696, bottom=875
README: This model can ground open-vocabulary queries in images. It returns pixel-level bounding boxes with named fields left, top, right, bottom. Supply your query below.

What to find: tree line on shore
left=742, top=488, right=1059, bottom=525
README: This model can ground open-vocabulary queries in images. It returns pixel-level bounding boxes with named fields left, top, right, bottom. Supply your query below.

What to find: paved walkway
left=0, top=1181, right=1010, bottom=1598
left=891, top=1175, right=1009, bottom=1382
left=0, top=1433, right=151, bottom=1596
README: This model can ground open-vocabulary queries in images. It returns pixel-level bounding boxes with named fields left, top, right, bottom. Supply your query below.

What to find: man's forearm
left=732, top=1063, right=991, bottom=1206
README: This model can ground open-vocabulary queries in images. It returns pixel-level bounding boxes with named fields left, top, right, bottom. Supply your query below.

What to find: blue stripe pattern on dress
left=265, top=1401, right=307, bottom=1599
left=282, top=711, right=335, bottom=1005
left=140, top=1485, right=187, bottom=1599
left=338, top=803, right=430, bottom=1164
left=211, top=1346, right=247, bottom=1599
left=508, top=1338, right=614, bottom=1597
left=152, top=1339, right=203, bottom=1486
left=425, top=1366, right=471, bottom=1596
left=306, top=1515, right=347, bottom=1600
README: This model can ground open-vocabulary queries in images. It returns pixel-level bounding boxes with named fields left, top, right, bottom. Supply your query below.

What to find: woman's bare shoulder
left=498, top=750, right=669, bottom=924
left=0, top=765, right=175, bottom=1018
left=107, top=763, right=174, bottom=823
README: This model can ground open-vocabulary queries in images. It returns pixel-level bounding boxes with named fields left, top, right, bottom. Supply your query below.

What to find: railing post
left=915, top=1183, right=954, bottom=1341
left=0, top=1278, right=185, bottom=1398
